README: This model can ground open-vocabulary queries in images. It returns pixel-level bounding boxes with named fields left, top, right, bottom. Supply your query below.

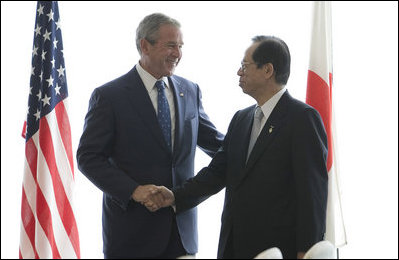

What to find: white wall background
left=1, top=1, right=398, bottom=259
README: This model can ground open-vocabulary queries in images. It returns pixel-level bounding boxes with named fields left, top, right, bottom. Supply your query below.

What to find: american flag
left=19, top=1, right=80, bottom=258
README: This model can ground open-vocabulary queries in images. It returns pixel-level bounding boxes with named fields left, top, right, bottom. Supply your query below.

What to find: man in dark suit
left=76, top=13, right=224, bottom=259
left=151, top=36, right=328, bottom=259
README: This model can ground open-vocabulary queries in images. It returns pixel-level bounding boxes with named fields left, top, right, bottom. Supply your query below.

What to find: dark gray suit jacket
left=173, top=91, right=328, bottom=258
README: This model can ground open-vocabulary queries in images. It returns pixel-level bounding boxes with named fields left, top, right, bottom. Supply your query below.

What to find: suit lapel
left=230, top=106, right=255, bottom=187
left=125, top=67, right=170, bottom=153
left=168, top=76, right=186, bottom=158
left=239, top=106, right=257, bottom=167
left=237, top=92, right=290, bottom=185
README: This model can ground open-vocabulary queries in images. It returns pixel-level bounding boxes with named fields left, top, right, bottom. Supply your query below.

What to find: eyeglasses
left=239, top=62, right=256, bottom=72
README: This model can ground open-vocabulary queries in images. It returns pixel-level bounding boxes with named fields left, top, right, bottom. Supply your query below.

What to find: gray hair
left=136, top=13, right=181, bottom=55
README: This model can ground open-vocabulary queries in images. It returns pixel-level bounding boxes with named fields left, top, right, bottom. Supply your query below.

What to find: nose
left=237, top=67, right=243, bottom=76
left=172, top=45, right=182, bottom=58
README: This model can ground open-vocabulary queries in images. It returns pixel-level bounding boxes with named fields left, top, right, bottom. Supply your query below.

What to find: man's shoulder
left=170, top=74, right=197, bottom=88
left=283, top=91, right=317, bottom=113
left=232, top=105, right=256, bottom=122
left=95, top=68, right=138, bottom=95
left=170, top=74, right=190, bottom=82
left=283, top=92, right=323, bottom=123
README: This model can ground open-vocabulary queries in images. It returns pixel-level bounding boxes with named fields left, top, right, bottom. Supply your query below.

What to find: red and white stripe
left=306, top=1, right=347, bottom=248
left=19, top=99, right=80, bottom=258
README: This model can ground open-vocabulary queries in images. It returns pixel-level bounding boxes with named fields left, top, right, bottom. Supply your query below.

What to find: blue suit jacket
left=76, top=67, right=224, bottom=257
left=173, top=91, right=328, bottom=258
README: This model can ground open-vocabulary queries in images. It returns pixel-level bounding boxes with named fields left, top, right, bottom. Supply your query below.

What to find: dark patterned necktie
left=155, top=80, right=172, bottom=151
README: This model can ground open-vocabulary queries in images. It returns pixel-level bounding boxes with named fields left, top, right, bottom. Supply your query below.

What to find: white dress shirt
left=136, top=62, right=176, bottom=150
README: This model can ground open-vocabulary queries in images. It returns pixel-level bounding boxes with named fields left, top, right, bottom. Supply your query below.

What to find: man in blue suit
left=76, top=13, right=224, bottom=258
left=152, top=36, right=328, bottom=259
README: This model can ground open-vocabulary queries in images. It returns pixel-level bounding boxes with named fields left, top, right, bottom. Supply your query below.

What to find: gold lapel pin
left=180, top=92, right=184, bottom=97
left=269, top=125, right=274, bottom=134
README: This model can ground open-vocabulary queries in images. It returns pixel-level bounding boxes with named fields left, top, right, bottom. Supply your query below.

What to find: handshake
left=131, top=185, right=175, bottom=212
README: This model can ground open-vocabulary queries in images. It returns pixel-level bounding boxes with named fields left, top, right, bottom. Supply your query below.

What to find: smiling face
left=140, top=24, right=184, bottom=79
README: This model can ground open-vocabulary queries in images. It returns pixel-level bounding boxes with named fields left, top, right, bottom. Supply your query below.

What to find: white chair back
left=176, top=254, right=196, bottom=259
left=254, top=247, right=283, bottom=259
left=303, top=240, right=336, bottom=259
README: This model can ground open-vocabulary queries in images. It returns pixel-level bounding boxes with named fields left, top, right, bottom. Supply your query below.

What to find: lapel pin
left=269, top=125, right=274, bottom=134
left=180, top=92, right=184, bottom=97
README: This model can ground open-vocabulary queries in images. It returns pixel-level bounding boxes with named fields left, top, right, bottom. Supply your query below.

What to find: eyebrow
left=163, top=40, right=183, bottom=43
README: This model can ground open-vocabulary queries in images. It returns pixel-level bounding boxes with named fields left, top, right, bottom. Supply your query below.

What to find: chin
left=160, top=70, right=173, bottom=77
left=166, top=68, right=176, bottom=76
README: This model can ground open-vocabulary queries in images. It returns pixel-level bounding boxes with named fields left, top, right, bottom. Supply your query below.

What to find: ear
left=140, top=38, right=151, bottom=55
left=264, top=63, right=274, bottom=78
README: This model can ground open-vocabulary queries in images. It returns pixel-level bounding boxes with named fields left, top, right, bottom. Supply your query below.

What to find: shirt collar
left=258, top=87, right=286, bottom=120
left=136, top=62, right=169, bottom=93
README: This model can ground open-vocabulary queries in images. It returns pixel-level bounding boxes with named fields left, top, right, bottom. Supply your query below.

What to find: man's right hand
left=151, top=186, right=175, bottom=209
left=131, top=185, right=162, bottom=208
left=131, top=185, right=175, bottom=212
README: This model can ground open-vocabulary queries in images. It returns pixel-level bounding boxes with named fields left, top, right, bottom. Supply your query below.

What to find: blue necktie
left=155, top=80, right=172, bottom=151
